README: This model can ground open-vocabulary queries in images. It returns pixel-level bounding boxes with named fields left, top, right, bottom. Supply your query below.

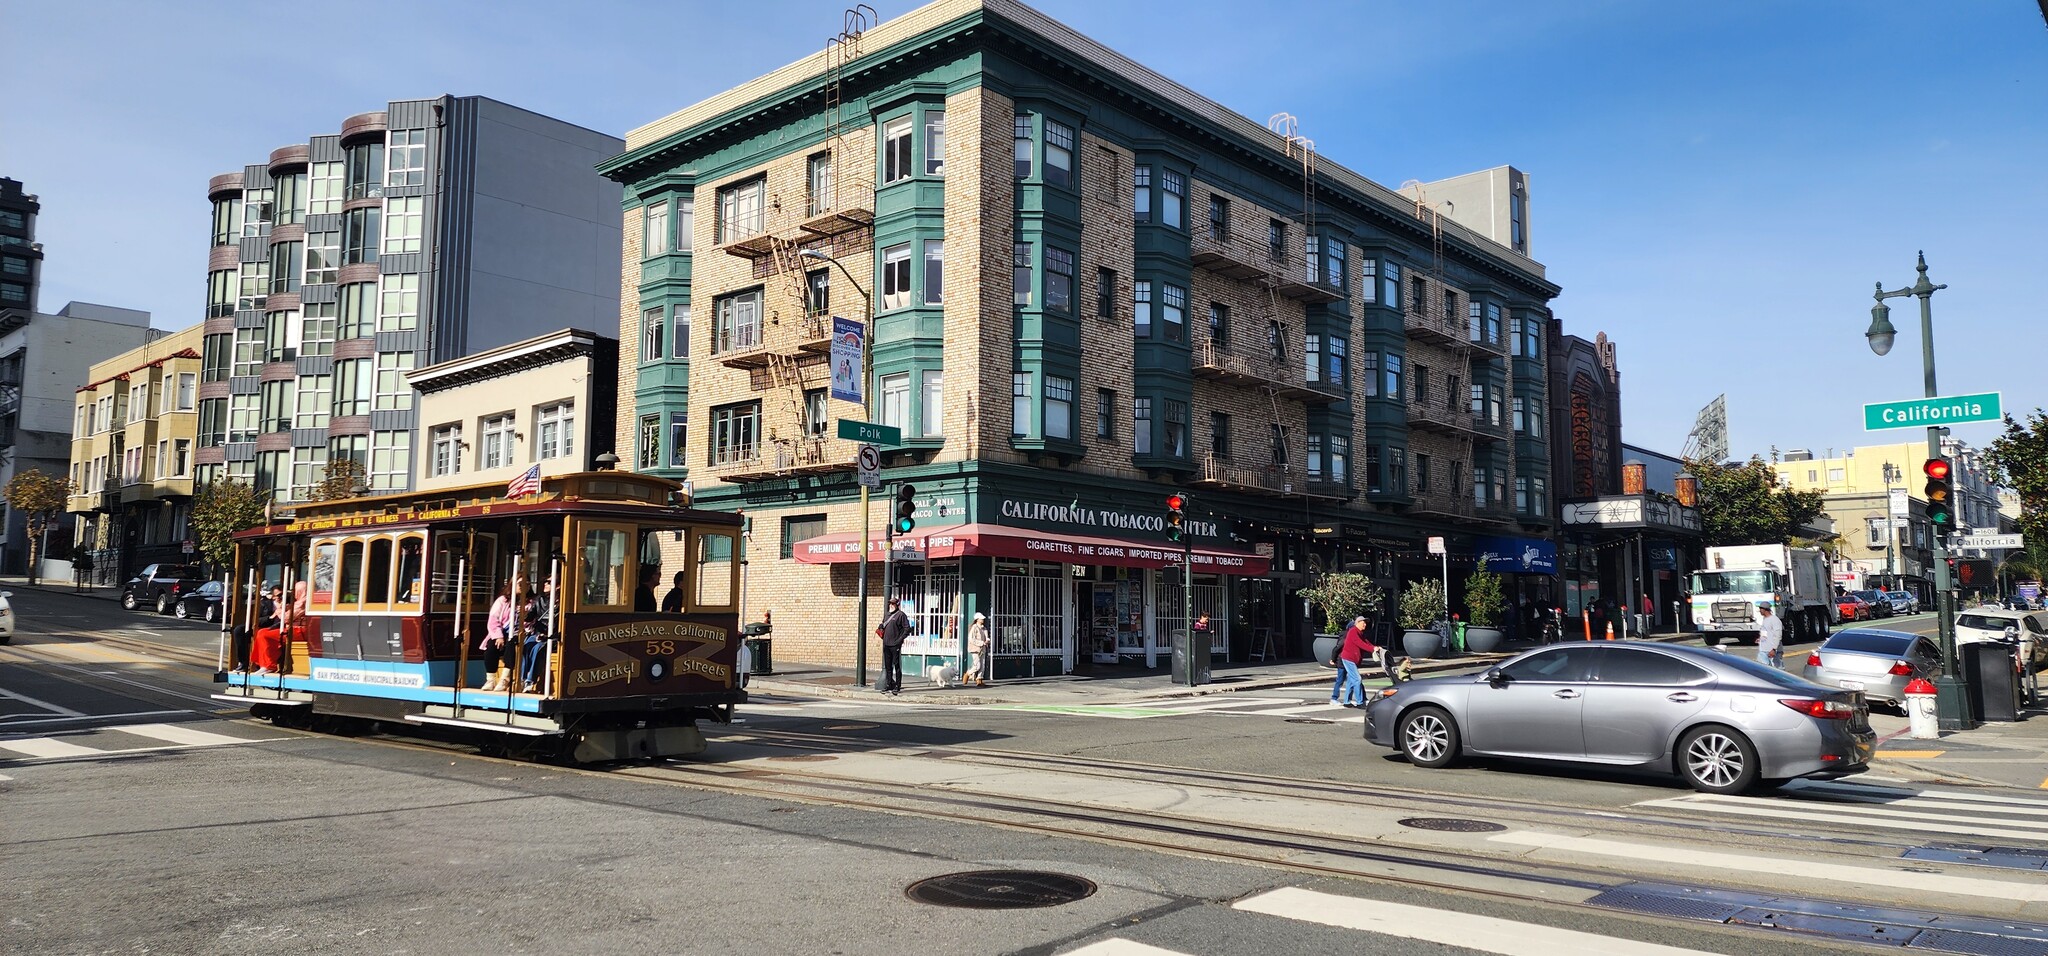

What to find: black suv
left=122, top=563, right=209, bottom=614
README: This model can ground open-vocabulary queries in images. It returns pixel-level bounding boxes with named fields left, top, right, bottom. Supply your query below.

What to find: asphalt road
left=5, top=589, right=2046, bottom=956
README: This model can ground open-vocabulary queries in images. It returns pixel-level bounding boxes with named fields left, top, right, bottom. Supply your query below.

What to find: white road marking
left=0, top=686, right=85, bottom=717
left=0, top=737, right=100, bottom=759
left=1489, top=830, right=2048, bottom=903
left=1061, top=941, right=1191, bottom=956
left=120, top=723, right=250, bottom=747
left=1787, top=777, right=2048, bottom=807
left=1235, top=886, right=1718, bottom=956
left=1638, top=794, right=2048, bottom=842
left=0, top=709, right=190, bottom=727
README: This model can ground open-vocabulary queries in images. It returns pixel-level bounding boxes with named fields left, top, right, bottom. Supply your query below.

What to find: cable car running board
left=408, top=710, right=559, bottom=736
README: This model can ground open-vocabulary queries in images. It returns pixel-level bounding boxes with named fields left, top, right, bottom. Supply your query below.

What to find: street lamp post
left=1866, top=251, right=1974, bottom=730
left=1882, top=462, right=1899, bottom=590
left=800, top=248, right=876, bottom=688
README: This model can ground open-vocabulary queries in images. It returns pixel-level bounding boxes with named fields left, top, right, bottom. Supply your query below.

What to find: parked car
left=173, top=580, right=225, bottom=623
left=1364, top=641, right=1874, bottom=794
left=1835, top=593, right=1871, bottom=622
left=0, top=589, right=14, bottom=643
left=1853, top=590, right=1894, bottom=619
left=121, top=563, right=208, bottom=614
left=1955, top=608, right=2048, bottom=674
left=1879, top=590, right=1920, bottom=615
left=1803, top=628, right=1942, bottom=709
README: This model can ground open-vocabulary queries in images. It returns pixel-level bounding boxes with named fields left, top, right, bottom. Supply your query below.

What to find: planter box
left=1402, top=628, right=1444, bottom=659
left=1465, top=626, right=1506, bottom=654
left=1311, top=634, right=1341, bottom=666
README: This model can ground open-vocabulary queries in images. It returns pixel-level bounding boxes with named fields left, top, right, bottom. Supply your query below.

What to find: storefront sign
left=1476, top=536, right=1558, bottom=575
left=999, top=495, right=1220, bottom=541
left=1311, top=523, right=1344, bottom=538
left=1559, top=495, right=1700, bottom=534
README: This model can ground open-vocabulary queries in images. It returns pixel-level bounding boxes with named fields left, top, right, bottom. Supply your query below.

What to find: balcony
left=1406, top=386, right=1478, bottom=436
left=1188, top=225, right=1278, bottom=282
left=717, top=436, right=855, bottom=483
left=798, top=194, right=876, bottom=239
left=795, top=312, right=834, bottom=353
left=1271, top=270, right=1344, bottom=305
left=1406, top=481, right=1475, bottom=523
left=717, top=225, right=775, bottom=259
left=1403, top=308, right=1464, bottom=346
left=712, top=326, right=771, bottom=369
left=703, top=442, right=762, bottom=478
left=1304, top=477, right=1354, bottom=501
left=1193, top=454, right=1294, bottom=497
left=1467, top=332, right=1508, bottom=356
left=1193, top=342, right=1341, bottom=404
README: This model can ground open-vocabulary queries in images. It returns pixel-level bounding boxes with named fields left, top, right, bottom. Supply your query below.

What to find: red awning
left=792, top=522, right=1270, bottom=576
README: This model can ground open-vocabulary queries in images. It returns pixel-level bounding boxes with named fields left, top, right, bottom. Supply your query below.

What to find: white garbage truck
left=1690, top=544, right=1838, bottom=645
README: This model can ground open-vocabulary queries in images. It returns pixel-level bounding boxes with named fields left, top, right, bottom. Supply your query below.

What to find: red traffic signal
left=1923, top=458, right=1950, bottom=480
left=1166, top=494, right=1186, bottom=512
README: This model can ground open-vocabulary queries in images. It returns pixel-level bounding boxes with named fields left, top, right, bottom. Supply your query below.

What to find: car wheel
left=205, top=604, right=219, bottom=624
left=155, top=595, right=172, bottom=614
left=1677, top=725, right=1760, bottom=795
left=174, top=602, right=191, bottom=620
left=122, top=592, right=140, bottom=611
left=1398, top=706, right=1460, bottom=769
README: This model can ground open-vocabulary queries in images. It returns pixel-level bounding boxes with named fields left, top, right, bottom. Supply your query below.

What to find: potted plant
left=1463, top=571, right=1508, bottom=653
left=1398, top=579, right=1447, bottom=659
left=1299, top=572, right=1384, bottom=665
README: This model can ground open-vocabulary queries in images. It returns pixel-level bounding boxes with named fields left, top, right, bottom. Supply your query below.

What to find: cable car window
left=431, top=533, right=496, bottom=611
left=338, top=540, right=365, bottom=606
left=395, top=535, right=424, bottom=606
left=311, top=542, right=338, bottom=607
left=697, top=532, right=734, bottom=608
left=365, top=538, right=393, bottom=603
left=579, top=524, right=631, bottom=610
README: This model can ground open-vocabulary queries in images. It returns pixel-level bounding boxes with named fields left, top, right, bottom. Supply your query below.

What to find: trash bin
left=1962, top=641, right=2019, bottom=723
left=1903, top=678, right=1939, bottom=739
left=741, top=622, right=773, bottom=676
left=1170, top=628, right=1210, bottom=686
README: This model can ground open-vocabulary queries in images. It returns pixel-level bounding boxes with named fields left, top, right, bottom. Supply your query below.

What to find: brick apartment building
left=601, top=0, right=1567, bottom=674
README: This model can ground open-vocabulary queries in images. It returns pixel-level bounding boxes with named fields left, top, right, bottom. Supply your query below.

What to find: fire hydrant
left=1904, top=678, right=1940, bottom=740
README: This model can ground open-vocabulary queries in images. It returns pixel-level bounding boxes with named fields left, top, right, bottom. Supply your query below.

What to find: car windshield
left=1855, top=590, right=1886, bottom=602
left=1822, top=631, right=1913, bottom=655
left=1691, top=570, right=1776, bottom=594
left=1956, top=613, right=2017, bottom=632
left=1714, top=652, right=1828, bottom=690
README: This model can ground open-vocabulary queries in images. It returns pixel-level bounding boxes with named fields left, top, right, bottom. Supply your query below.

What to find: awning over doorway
left=792, top=522, right=1271, bottom=576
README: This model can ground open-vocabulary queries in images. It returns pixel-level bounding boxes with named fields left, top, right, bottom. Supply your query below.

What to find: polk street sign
left=1863, top=392, right=2002, bottom=430
left=1956, top=533, right=2024, bottom=550
left=837, top=419, right=901, bottom=445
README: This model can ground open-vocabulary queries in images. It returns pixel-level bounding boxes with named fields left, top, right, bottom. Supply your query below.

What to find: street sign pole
left=855, top=484, right=870, bottom=687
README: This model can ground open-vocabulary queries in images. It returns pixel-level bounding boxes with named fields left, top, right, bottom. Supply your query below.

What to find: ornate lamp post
left=1867, top=251, right=1974, bottom=730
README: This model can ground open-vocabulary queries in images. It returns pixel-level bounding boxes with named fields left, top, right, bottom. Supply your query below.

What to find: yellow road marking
left=1875, top=750, right=1946, bottom=759
left=2039, top=775, right=2048, bottom=791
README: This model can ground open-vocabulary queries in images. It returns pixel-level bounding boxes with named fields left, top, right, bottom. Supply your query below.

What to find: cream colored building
left=1774, top=440, right=2011, bottom=594
left=408, top=329, right=618, bottom=493
left=66, top=323, right=205, bottom=578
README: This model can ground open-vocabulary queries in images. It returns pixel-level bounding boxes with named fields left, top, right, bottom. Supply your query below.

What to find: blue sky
left=6, top=1, right=2043, bottom=461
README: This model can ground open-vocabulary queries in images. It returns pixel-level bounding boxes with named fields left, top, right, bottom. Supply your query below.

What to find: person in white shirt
left=1755, top=602, right=1784, bottom=669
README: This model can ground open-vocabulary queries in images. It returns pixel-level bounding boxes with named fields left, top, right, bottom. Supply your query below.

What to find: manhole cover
left=1398, top=817, right=1506, bottom=833
left=905, top=870, right=1098, bottom=909
left=1284, top=718, right=1333, bottom=725
left=823, top=723, right=877, bottom=731
left=766, top=754, right=836, bottom=762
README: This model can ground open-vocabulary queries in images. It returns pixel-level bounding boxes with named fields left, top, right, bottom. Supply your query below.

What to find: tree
left=1686, top=455, right=1827, bottom=547
left=1298, top=572, right=1384, bottom=634
left=1985, top=410, right=2047, bottom=554
left=190, top=480, right=268, bottom=572
left=3, top=469, right=73, bottom=584
left=308, top=457, right=367, bottom=503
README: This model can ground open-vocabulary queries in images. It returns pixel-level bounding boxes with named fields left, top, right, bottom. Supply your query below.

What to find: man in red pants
left=250, top=584, right=284, bottom=676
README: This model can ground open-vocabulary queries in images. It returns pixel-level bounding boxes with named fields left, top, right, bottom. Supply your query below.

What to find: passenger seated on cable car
left=251, top=584, right=285, bottom=676
left=520, top=578, right=555, bottom=694
left=661, top=570, right=685, bottom=614
left=634, top=566, right=659, bottom=613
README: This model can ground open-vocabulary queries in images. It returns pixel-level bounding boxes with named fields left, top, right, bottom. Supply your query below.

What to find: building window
left=1325, top=238, right=1345, bottom=289
left=717, top=177, right=764, bottom=243
left=337, top=283, right=376, bottom=339
left=264, top=310, right=292, bottom=363
left=1096, top=388, right=1115, bottom=440
left=1327, top=336, right=1347, bottom=387
left=1045, top=375, right=1073, bottom=440
left=128, top=382, right=149, bottom=423
left=198, top=398, right=226, bottom=446
left=273, top=171, right=305, bottom=227
left=884, top=116, right=914, bottom=184
left=238, top=260, right=269, bottom=312
left=379, top=273, right=419, bottom=332
left=175, top=372, right=196, bottom=411
left=919, top=370, right=943, bottom=438
left=309, top=161, right=343, bottom=215
left=667, top=412, right=687, bottom=468
left=1308, top=433, right=1324, bottom=480
left=208, top=269, right=236, bottom=318
left=1382, top=262, right=1401, bottom=314
left=373, top=351, right=415, bottom=411
left=1305, top=334, right=1322, bottom=384
left=387, top=129, right=426, bottom=187
left=1413, top=364, right=1430, bottom=403
left=708, top=402, right=760, bottom=465
left=781, top=514, right=827, bottom=559
left=431, top=424, right=463, bottom=477
left=1133, top=166, right=1151, bottom=223
left=804, top=388, right=828, bottom=438
left=227, top=393, right=259, bottom=443
left=1160, top=283, right=1185, bottom=340
left=1385, top=353, right=1403, bottom=399
left=1010, top=372, right=1031, bottom=438
left=1532, top=476, right=1547, bottom=513
left=672, top=304, right=691, bottom=359
left=1044, top=247, right=1073, bottom=312
left=478, top=413, right=514, bottom=470
left=1360, top=259, right=1378, bottom=304
left=295, top=374, right=331, bottom=430
left=923, top=239, right=945, bottom=306
left=642, top=200, right=669, bottom=257
left=364, top=430, right=406, bottom=491
left=1012, top=243, right=1032, bottom=308
left=1358, top=351, right=1378, bottom=398
left=712, top=289, right=763, bottom=353
left=1097, top=268, right=1116, bottom=320
left=641, top=307, right=665, bottom=361
left=1013, top=114, right=1033, bottom=179
left=287, top=447, right=327, bottom=502
left=806, top=153, right=834, bottom=216
left=242, top=186, right=272, bottom=238
left=1485, top=303, right=1502, bottom=345
left=342, top=207, right=380, bottom=265
left=1267, top=219, right=1286, bottom=262
left=332, top=358, right=371, bottom=417
left=347, top=142, right=386, bottom=201
left=1134, top=397, right=1153, bottom=455
left=1133, top=280, right=1151, bottom=337
left=1207, top=195, right=1230, bottom=242
left=1415, top=453, right=1432, bottom=493
left=1269, top=424, right=1288, bottom=466
left=254, top=449, right=288, bottom=501
left=880, top=243, right=912, bottom=310
left=232, top=326, right=264, bottom=378
left=924, top=111, right=947, bottom=176
left=1304, top=234, right=1321, bottom=285
left=636, top=414, right=660, bottom=470
left=172, top=438, right=192, bottom=478
left=1512, top=397, right=1527, bottom=433
left=1510, top=193, right=1526, bottom=252
left=535, top=401, right=574, bottom=460
left=1266, top=319, right=1284, bottom=364
left=384, top=197, right=423, bottom=254
left=1207, top=303, right=1229, bottom=345
left=1516, top=476, right=1532, bottom=513
left=1164, top=400, right=1188, bottom=458
left=879, top=373, right=910, bottom=431
left=306, top=230, right=339, bottom=285
left=211, top=197, right=241, bottom=245
left=1044, top=120, right=1073, bottom=187
left=1159, top=170, right=1184, bottom=228
left=1210, top=412, right=1230, bottom=459
left=674, top=197, right=693, bottom=253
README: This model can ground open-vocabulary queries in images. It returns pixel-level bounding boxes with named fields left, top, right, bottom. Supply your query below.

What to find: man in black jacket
left=879, top=597, right=911, bottom=695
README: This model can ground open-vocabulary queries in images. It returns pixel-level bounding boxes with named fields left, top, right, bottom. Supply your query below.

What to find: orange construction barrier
left=1582, top=609, right=1592, bottom=641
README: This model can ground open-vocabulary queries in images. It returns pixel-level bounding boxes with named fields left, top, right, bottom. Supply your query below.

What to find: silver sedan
left=1364, top=641, right=1875, bottom=794
left=1801, top=628, right=1941, bottom=708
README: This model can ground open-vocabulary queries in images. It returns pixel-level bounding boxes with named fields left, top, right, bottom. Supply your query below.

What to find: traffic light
left=894, top=483, right=917, bottom=535
left=1166, top=493, right=1187, bottom=543
left=1923, top=458, right=1954, bottom=531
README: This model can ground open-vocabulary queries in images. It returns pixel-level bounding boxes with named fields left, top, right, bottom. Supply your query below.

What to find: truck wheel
left=155, top=594, right=172, bottom=614
left=1703, top=633, right=1720, bottom=648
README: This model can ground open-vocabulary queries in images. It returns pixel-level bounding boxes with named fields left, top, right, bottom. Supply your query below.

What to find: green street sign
left=1863, top=392, right=2001, bottom=431
left=837, top=419, right=901, bottom=445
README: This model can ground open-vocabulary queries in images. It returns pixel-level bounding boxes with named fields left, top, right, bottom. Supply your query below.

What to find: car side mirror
left=1485, top=666, right=1511, bottom=687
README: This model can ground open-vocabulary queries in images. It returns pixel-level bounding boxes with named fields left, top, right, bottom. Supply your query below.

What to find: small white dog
left=926, top=663, right=960, bottom=688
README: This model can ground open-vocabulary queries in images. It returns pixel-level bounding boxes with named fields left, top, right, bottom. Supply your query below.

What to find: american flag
left=506, top=463, right=542, bottom=498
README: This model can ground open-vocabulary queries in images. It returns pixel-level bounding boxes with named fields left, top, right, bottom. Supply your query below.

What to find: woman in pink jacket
left=478, top=576, right=522, bottom=691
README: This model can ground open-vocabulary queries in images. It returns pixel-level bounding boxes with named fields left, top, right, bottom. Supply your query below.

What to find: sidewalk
left=3, top=575, right=120, bottom=603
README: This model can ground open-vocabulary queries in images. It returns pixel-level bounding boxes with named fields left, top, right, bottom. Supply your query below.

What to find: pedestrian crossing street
left=0, top=720, right=278, bottom=765
left=1061, top=886, right=1721, bottom=956
left=1639, top=776, right=2048, bottom=844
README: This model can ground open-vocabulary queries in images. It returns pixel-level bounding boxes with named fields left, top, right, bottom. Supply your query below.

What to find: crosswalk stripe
left=0, top=737, right=100, bottom=758
left=1490, top=830, right=2048, bottom=903
left=1234, top=886, right=1717, bottom=956
left=1061, top=941, right=1189, bottom=956
left=1635, top=794, right=2048, bottom=842
left=120, top=723, right=253, bottom=748
left=1788, top=777, right=2048, bottom=808
left=1140, top=696, right=1305, bottom=712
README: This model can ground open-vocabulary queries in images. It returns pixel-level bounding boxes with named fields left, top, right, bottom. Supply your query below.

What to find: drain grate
left=1587, top=881, right=2048, bottom=955
left=1904, top=843, right=2048, bottom=872
left=1582, top=887, right=1745, bottom=922
left=766, top=754, right=836, bottom=762
left=1284, top=718, right=1333, bottom=725
left=905, top=870, right=1097, bottom=909
left=1397, top=817, right=1507, bottom=833
left=1909, top=929, right=2048, bottom=956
